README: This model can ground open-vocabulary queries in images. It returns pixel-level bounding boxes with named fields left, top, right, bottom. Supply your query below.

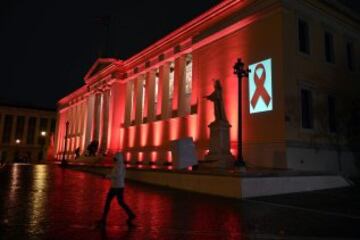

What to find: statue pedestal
left=204, top=120, right=235, bottom=169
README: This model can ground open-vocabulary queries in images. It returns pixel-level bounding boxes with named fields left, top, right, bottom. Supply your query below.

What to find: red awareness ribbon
left=251, top=63, right=271, bottom=109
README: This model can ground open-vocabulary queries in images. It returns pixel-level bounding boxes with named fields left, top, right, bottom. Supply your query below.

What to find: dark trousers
left=101, top=188, right=135, bottom=221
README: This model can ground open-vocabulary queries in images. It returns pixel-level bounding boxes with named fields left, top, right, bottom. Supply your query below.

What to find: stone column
left=59, top=114, right=65, bottom=158
left=73, top=104, right=78, bottom=138
left=135, top=75, right=145, bottom=124
left=92, top=93, right=102, bottom=147
left=160, top=63, right=170, bottom=119
left=100, top=90, right=110, bottom=153
left=54, top=113, right=61, bottom=155
left=79, top=101, right=86, bottom=151
left=70, top=104, right=78, bottom=154
left=74, top=102, right=82, bottom=150
left=147, top=71, right=156, bottom=122
left=176, top=56, right=186, bottom=116
left=124, top=81, right=134, bottom=126
left=84, top=94, right=95, bottom=147
left=69, top=106, right=74, bottom=151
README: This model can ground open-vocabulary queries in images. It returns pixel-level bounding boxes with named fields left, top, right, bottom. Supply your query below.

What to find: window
left=328, top=96, right=336, bottom=133
left=185, top=54, right=192, bottom=95
left=298, top=19, right=310, bottom=54
left=15, top=116, right=25, bottom=139
left=301, top=89, right=313, bottom=129
left=169, top=62, right=175, bottom=99
left=324, top=32, right=335, bottom=63
left=346, top=42, right=355, bottom=71
left=2, top=115, right=13, bottom=143
left=27, top=117, right=37, bottom=144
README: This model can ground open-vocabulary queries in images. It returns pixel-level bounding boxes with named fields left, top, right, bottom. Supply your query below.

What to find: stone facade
left=55, top=0, right=359, bottom=176
left=0, top=104, right=56, bottom=163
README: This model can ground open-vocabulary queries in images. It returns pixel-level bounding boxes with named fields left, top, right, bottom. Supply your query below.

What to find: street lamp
left=233, top=58, right=250, bottom=168
left=15, top=139, right=21, bottom=163
left=40, top=131, right=47, bottom=162
left=61, top=121, right=69, bottom=167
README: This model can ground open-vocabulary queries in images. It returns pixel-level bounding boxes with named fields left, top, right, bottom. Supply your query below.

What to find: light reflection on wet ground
left=0, top=164, right=244, bottom=240
left=0, top=164, right=359, bottom=240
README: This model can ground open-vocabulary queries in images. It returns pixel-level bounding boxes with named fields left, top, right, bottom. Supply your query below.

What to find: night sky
left=1, top=0, right=219, bottom=109
left=1, top=0, right=359, bottom=110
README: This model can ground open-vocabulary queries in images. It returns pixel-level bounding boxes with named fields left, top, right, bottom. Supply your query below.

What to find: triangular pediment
left=84, top=58, right=117, bottom=82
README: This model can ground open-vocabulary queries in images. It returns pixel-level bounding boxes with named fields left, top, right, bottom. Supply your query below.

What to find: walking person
left=98, top=152, right=136, bottom=227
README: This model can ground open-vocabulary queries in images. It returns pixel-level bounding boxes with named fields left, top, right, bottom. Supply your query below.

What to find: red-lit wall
left=115, top=11, right=286, bottom=168
left=56, top=1, right=288, bottom=169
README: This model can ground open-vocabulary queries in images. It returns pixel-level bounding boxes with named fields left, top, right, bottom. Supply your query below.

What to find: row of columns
left=0, top=114, right=53, bottom=146
left=124, top=54, right=192, bottom=126
left=56, top=88, right=111, bottom=158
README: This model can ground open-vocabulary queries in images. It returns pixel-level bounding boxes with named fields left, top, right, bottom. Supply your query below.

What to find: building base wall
left=286, top=146, right=359, bottom=177
left=243, top=142, right=287, bottom=169
left=66, top=165, right=351, bottom=199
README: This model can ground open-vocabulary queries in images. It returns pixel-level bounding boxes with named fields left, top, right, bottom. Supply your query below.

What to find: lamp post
left=233, top=58, right=250, bottom=167
left=61, top=121, right=69, bottom=167
left=15, top=139, right=21, bottom=163
left=40, top=131, right=47, bottom=162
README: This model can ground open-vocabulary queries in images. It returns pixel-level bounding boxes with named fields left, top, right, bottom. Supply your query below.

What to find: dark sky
left=1, top=0, right=359, bottom=110
left=0, top=0, right=219, bottom=109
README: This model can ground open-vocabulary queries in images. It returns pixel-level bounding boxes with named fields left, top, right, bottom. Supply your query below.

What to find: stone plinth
left=204, top=120, right=235, bottom=168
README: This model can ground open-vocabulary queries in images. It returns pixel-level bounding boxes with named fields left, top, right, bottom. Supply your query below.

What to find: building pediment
left=84, top=58, right=118, bottom=83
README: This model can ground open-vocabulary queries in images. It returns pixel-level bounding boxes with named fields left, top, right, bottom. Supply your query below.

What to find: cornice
left=123, top=0, right=248, bottom=68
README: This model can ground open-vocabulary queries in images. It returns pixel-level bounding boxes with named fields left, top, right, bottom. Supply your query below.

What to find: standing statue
left=203, top=79, right=234, bottom=168
left=204, top=80, right=228, bottom=122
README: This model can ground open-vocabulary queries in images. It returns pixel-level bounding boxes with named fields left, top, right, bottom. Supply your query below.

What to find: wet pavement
left=0, top=164, right=359, bottom=240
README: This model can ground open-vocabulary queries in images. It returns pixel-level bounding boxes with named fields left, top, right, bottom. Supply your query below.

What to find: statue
left=204, top=80, right=228, bottom=122
left=203, top=80, right=234, bottom=168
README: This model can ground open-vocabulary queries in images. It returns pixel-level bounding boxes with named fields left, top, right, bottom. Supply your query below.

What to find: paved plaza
left=0, top=164, right=359, bottom=239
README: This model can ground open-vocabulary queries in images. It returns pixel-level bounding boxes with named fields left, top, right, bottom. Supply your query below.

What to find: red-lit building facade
left=55, top=0, right=360, bottom=175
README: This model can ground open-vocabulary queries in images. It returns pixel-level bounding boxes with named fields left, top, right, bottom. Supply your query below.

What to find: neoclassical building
left=0, top=104, right=56, bottom=164
left=55, top=0, right=359, bottom=176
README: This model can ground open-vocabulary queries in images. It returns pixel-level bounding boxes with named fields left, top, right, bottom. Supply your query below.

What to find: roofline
left=123, top=0, right=245, bottom=67
left=59, top=0, right=360, bottom=106
left=58, top=85, right=88, bottom=105
left=0, top=102, right=56, bottom=112
left=84, top=58, right=120, bottom=83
